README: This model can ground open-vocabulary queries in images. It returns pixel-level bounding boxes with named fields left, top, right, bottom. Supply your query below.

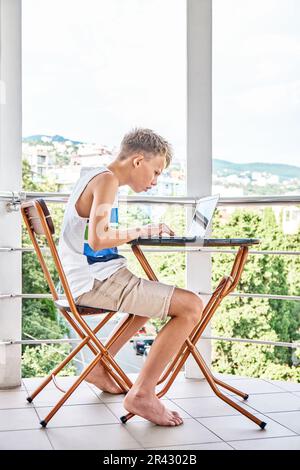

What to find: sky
left=22, top=0, right=300, bottom=166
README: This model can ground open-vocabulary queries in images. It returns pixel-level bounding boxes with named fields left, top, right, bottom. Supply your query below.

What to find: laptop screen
left=188, top=195, right=220, bottom=237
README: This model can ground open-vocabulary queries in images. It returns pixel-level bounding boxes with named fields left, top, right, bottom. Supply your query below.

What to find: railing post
left=0, top=0, right=22, bottom=388
left=185, top=0, right=212, bottom=379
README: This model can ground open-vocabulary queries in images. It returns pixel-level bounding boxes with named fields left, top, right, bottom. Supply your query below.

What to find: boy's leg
left=85, top=314, right=149, bottom=393
left=123, top=287, right=203, bottom=426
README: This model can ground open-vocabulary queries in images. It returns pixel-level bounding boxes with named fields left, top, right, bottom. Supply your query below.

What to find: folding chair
left=21, top=198, right=135, bottom=427
left=120, top=239, right=267, bottom=430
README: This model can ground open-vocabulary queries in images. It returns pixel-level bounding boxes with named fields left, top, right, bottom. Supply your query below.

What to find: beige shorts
left=75, top=266, right=175, bottom=321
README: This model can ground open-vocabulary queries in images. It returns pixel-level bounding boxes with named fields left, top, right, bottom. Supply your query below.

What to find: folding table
left=120, top=237, right=267, bottom=429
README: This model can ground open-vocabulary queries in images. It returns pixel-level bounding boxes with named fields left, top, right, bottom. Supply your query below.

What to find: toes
left=164, top=410, right=183, bottom=427
left=174, top=416, right=183, bottom=426
left=171, top=418, right=181, bottom=426
left=171, top=411, right=183, bottom=425
left=168, top=412, right=183, bottom=426
left=168, top=417, right=177, bottom=426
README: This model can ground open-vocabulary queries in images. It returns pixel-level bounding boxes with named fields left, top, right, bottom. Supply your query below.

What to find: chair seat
left=54, top=299, right=116, bottom=315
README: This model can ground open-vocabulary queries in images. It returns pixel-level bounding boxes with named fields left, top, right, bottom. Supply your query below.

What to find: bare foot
left=85, top=363, right=124, bottom=394
left=123, top=388, right=183, bottom=426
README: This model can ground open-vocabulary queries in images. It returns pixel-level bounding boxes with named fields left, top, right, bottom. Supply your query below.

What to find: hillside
left=23, top=135, right=300, bottom=181
left=213, top=159, right=300, bottom=180
left=23, top=134, right=83, bottom=146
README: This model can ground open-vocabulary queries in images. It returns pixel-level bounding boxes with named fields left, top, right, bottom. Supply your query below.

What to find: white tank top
left=58, top=167, right=127, bottom=299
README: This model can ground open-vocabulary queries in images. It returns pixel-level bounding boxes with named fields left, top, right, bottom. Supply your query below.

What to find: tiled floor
left=0, top=373, right=300, bottom=450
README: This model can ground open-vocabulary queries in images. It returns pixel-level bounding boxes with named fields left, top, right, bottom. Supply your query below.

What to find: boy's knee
left=186, top=292, right=204, bottom=325
left=169, top=288, right=204, bottom=323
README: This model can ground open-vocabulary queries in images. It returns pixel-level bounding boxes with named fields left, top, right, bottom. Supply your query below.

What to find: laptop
left=134, top=194, right=220, bottom=245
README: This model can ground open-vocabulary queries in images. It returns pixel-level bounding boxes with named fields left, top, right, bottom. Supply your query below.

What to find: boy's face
left=130, top=153, right=166, bottom=193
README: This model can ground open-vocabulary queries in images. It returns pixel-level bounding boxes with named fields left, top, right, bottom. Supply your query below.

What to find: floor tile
left=163, top=381, right=229, bottom=399
left=265, top=411, right=300, bottom=434
left=36, top=403, right=118, bottom=428
left=265, top=380, right=300, bottom=392
left=243, top=392, right=300, bottom=413
left=29, top=386, right=102, bottom=408
left=212, top=372, right=250, bottom=381
left=47, top=424, right=142, bottom=450
left=166, top=371, right=201, bottom=383
left=0, top=390, right=31, bottom=409
left=197, top=414, right=295, bottom=442
left=0, top=374, right=294, bottom=450
left=126, top=418, right=222, bottom=448
left=173, top=395, right=254, bottom=418
left=94, top=390, right=127, bottom=403
left=220, top=378, right=284, bottom=395
left=230, top=435, right=300, bottom=450
left=149, top=442, right=233, bottom=450
left=0, top=429, right=52, bottom=450
left=0, top=408, right=40, bottom=431
left=23, top=376, right=90, bottom=392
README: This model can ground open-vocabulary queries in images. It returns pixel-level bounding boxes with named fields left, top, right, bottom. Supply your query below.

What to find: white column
left=185, top=0, right=212, bottom=379
left=0, top=0, right=22, bottom=388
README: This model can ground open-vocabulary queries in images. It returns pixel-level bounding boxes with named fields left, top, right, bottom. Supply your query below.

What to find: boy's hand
left=139, top=223, right=176, bottom=238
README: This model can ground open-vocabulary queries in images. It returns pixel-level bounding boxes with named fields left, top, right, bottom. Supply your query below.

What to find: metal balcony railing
left=0, top=190, right=299, bottom=350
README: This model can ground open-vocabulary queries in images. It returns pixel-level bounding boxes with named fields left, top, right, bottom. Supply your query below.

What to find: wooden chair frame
left=21, top=199, right=135, bottom=427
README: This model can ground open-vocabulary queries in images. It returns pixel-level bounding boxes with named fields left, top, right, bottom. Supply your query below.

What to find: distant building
left=47, top=166, right=81, bottom=192
left=282, top=206, right=300, bottom=235
left=71, top=153, right=112, bottom=168
left=212, top=184, right=244, bottom=197
left=23, top=151, right=54, bottom=182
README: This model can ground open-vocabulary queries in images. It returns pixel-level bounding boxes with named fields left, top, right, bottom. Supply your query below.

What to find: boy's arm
left=87, top=172, right=143, bottom=251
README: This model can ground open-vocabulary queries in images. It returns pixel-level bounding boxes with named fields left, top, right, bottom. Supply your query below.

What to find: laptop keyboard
left=147, top=236, right=197, bottom=243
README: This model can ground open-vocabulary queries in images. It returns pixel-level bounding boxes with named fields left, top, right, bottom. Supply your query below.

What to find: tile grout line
left=2, top=395, right=299, bottom=418
left=159, top=396, right=232, bottom=445
left=117, top=417, right=224, bottom=450
left=159, top=390, right=288, bottom=400
left=264, top=411, right=300, bottom=436
left=226, top=433, right=300, bottom=444
left=143, top=439, right=236, bottom=450
left=101, top=402, right=147, bottom=450
left=167, top=393, right=294, bottom=421
left=166, top=396, right=236, bottom=444
left=194, top=410, right=298, bottom=443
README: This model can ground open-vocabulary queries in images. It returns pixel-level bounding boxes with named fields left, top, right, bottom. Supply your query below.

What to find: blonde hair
left=118, top=128, right=173, bottom=168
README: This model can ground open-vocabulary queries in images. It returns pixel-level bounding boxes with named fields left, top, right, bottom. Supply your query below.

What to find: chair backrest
left=21, top=199, right=73, bottom=305
left=22, top=198, right=55, bottom=236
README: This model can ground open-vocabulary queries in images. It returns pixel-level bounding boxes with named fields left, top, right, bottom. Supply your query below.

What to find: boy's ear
left=132, top=153, right=144, bottom=168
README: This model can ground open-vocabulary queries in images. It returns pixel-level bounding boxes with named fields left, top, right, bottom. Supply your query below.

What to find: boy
left=58, top=128, right=204, bottom=426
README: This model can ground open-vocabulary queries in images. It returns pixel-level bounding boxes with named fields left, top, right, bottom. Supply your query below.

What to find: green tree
left=211, top=207, right=300, bottom=381
left=22, top=344, right=76, bottom=378
left=22, top=157, right=300, bottom=381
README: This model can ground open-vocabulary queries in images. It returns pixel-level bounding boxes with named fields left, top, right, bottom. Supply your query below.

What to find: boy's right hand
left=139, top=223, right=175, bottom=238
